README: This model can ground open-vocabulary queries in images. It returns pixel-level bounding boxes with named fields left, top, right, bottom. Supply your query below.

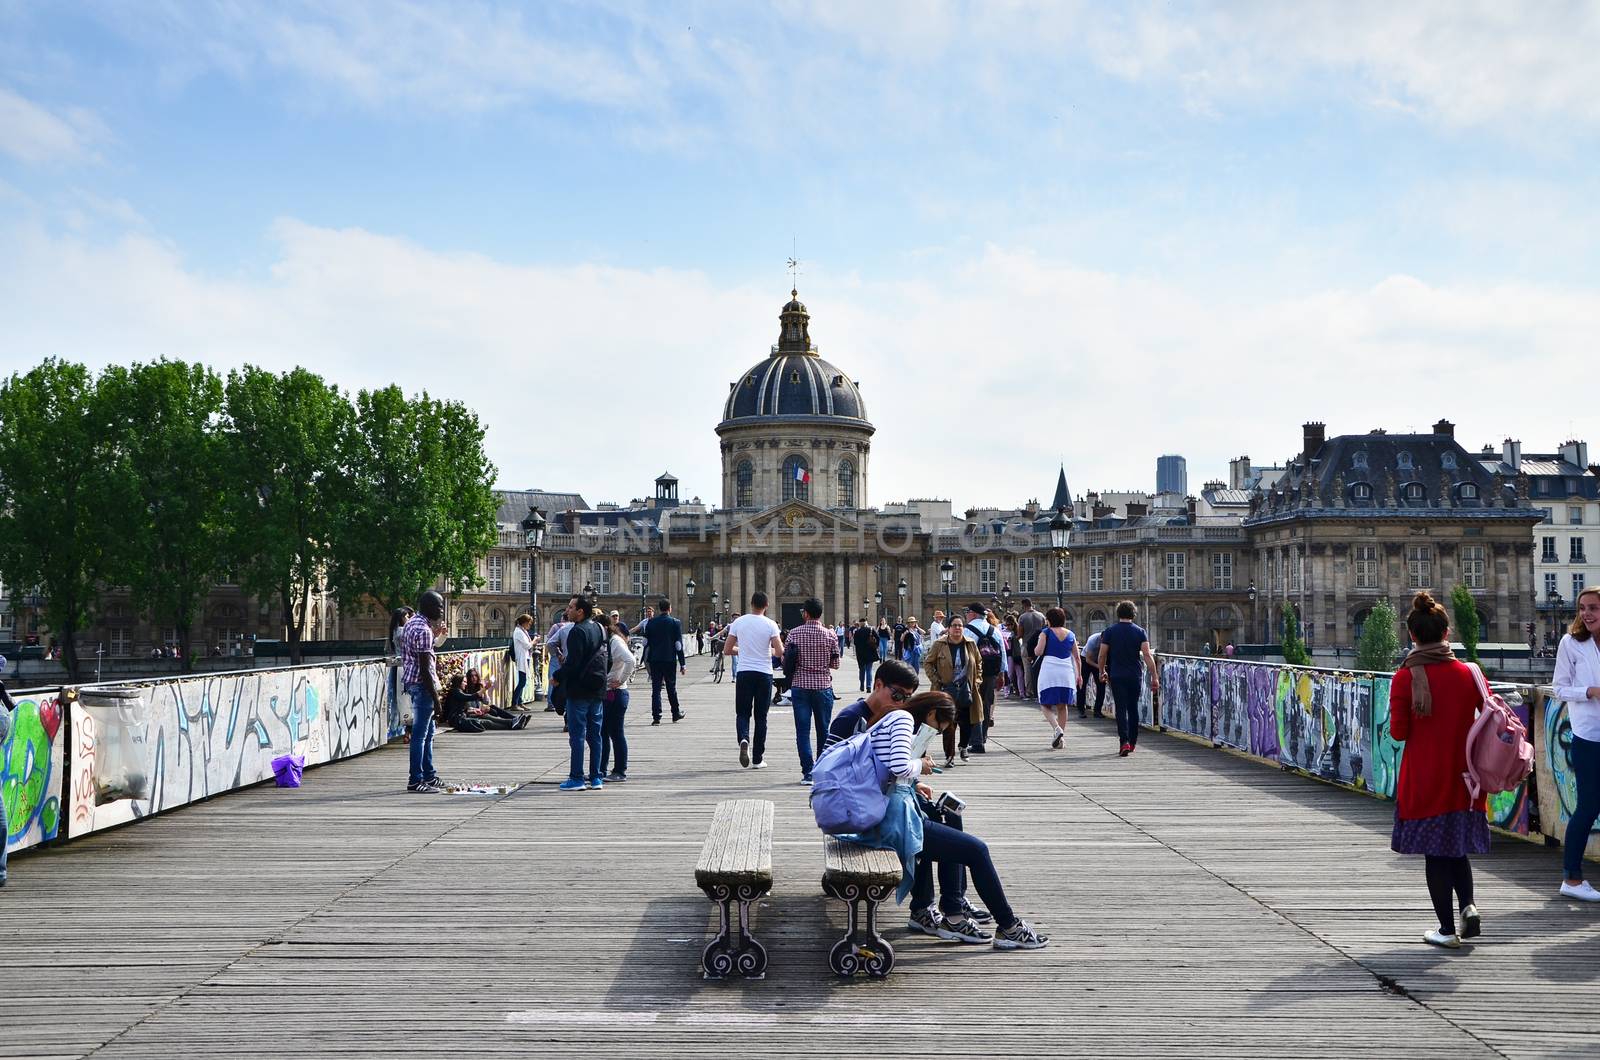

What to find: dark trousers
left=601, top=689, right=629, bottom=776
left=1110, top=675, right=1142, bottom=747
left=910, top=802, right=967, bottom=908
left=979, top=664, right=998, bottom=726
left=1079, top=666, right=1107, bottom=713
left=910, top=819, right=1015, bottom=929
left=648, top=660, right=680, bottom=720
left=735, top=671, right=772, bottom=764
left=1424, top=855, right=1475, bottom=934
left=1565, top=734, right=1600, bottom=879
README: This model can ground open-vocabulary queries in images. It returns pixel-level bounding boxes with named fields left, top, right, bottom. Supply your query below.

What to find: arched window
left=1352, top=451, right=1369, bottom=470
left=782, top=454, right=810, bottom=502
left=1402, top=482, right=1426, bottom=503
left=1397, top=451, right=1414, bottom=470
left=1088, top=609, right=1108, bottom=634
left=837, top=459, right=855, bottom=507
left=735, top=460, right=754, bottom=507
left=1440, top=452, right=1457, bottom=470
left=1350, top=482, right=1373, bottom=502
left=1457, top=482, right=1479, bottom=500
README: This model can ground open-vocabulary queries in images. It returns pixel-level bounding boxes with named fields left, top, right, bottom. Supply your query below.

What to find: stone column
left=833, top=555, right=846, bottom=631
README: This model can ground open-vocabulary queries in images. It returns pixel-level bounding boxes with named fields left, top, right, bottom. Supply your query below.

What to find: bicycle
left=709, top=636, right=727, bottom=683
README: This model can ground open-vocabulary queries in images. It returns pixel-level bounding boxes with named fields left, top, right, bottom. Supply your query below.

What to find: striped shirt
left=868, top=711, right=915, bottom=782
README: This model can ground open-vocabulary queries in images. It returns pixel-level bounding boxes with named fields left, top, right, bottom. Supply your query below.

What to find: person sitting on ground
left=923, top=615, right=983, bottom=767
left=1389, top=591, right=1488, bottom=948
left=443, top=671, right=527, bottom=732
left=835, top=686, right=1049, bottom=951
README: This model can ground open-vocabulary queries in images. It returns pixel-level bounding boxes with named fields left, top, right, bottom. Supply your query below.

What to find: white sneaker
left=752, top=760, right=768, bottom=769
left=1559, top=880, right=1600, bottom=902
left=1423, top=929, right=1461, bottom=949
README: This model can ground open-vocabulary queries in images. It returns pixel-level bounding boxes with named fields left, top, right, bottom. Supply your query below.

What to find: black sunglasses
left=888, top=688, right=913, bottom=703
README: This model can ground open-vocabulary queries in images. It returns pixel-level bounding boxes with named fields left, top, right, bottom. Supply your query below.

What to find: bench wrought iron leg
left=701, top=883, right=770, bottom=980
left=823, top=878, right=896, bottom=978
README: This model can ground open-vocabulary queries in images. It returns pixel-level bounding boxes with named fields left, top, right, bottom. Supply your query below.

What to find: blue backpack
left=810, top=727, right=888, bottom=834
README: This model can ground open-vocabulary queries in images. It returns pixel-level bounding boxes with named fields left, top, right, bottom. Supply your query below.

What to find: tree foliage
left=1280, top=601, right=1310, bottom=665
left=1450, top=583, right=1481, bottom=663
left=329, top=386, right=499, bottom=616
left=0, top=360, right=129, bottom=680
left=103, top=360, right=230, bottom=671
left=1356, top=599, right=1401, bottom=673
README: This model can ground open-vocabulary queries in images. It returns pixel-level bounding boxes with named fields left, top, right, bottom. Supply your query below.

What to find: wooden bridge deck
left=4, top=661, right=1596, bottom=1059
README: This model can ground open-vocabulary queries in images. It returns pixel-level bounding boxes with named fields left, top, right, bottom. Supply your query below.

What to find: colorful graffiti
left=3, top=690, right=66, bottom=855
left=1484, top=688, right=1531, bottom=836
left=66, top=660, right=390, bottom=839
left=1159, top=657, right=1211, bottom=740
left=1534, top=692, right=1600, bottom=859
left=1274, top=669, right=1328, bottom=775
left=1370, top=676, right=1403, bottom=799
left=438, top=647, right=511, bottom=709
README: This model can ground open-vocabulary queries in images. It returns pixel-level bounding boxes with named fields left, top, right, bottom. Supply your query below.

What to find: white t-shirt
left=728, top=613, right=781, bottom=675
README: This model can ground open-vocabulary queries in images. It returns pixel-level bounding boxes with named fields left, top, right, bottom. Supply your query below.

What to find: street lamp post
left=1247, top=581, right=1258, bottom=642
left=874, top=589, right=883, bottom=623
left=520, top=506, right=546, bottom=628
left=685, top=578, right=696, bottom=640
left=939, top=558, right=955, bottom=626
left=1000, top=581, right=1012, bottom=611
left=1049, top=507, right=1072, bottom=610
left=897, top=577, right=907, bottom=620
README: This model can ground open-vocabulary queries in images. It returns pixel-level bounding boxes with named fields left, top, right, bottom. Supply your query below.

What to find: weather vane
left=788, top=237, right=801, bottom=291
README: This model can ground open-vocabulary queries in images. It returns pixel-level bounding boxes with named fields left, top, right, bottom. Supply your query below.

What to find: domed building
left=717, top=291, right=873, bottom=511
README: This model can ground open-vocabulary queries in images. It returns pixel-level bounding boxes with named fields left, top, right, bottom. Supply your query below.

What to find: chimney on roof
left=1560, top=439, right=1589, bottom=468
left=1186, top=496, right=1197, bottom=518
left=1502, top=438, right=1522, bottom=470
left=1093, top=502, right=1114, bottom=520
left=1126, top=501, right=1148, bottom=518
left=1302, top=422, right=1326, bottom=459
left=1433, top=419, right=1455, bottom=438
left=1229, top=456, right=1252, bottom=490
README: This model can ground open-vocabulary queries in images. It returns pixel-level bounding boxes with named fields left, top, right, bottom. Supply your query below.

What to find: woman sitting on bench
left=443, top=671, right=527, bottom=732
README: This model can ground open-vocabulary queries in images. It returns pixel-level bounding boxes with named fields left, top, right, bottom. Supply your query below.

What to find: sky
left=1, top=1, right=1597, bottom=512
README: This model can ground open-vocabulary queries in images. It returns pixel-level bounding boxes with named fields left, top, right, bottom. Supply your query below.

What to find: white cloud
left=0, top=86, right=102, bottom=163
left=1, top=217, right=1592, bottom=508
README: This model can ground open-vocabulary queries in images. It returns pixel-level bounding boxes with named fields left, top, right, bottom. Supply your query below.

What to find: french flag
left=794, top=465, right=810, bottom=484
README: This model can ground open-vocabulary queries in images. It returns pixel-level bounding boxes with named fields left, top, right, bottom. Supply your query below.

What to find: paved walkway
left=5, top=659, right=1596, bottom=1059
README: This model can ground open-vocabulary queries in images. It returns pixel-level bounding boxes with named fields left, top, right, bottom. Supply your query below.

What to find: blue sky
left=2, top=1, right=1596, bottom=510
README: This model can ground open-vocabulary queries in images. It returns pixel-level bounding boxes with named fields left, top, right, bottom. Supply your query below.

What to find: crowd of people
left=370, top=580, right=1600, bottom=956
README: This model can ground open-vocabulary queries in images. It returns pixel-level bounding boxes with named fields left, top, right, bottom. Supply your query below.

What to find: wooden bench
left=695, top=799, right=774, bottom=980
left=821, top=836, right=903, bottom=978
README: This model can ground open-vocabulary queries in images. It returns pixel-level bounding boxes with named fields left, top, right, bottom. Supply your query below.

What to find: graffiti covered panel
left=1211, top=661, right=1251, bottom=752
left=1485, top=687, right=1532, bottom=836
left=1275, top=669, right=1329, bottom=774
left=1325, top=675, right=1372, bottom=790
left=1370, top=675, right=1403, bottom=800
left=3, top=688, right=66, bottom=855
left=1534, top=691, right=1600, bottom=859
left=1160, top=657, right=1212, bottom=741
left=437, top=648, right=511, bottom=710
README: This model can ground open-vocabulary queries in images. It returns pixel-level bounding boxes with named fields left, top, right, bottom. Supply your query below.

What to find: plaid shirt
left=787, top=619, right=840, bottom=690
left=399, top=614, right=437, bottom=689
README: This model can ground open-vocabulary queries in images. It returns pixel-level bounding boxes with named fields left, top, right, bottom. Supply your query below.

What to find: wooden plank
left=822, top=835, right=900, bottom=885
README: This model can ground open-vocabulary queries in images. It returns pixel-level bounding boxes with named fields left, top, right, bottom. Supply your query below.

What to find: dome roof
left=717, top=290, right=872, bottom=430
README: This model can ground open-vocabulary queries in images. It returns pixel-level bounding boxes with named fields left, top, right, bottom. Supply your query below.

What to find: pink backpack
left=1462, top=663, right=1534, bottom=800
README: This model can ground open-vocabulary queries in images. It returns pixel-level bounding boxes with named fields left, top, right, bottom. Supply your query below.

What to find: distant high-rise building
left=1157, top=454, right=1188, bottom=496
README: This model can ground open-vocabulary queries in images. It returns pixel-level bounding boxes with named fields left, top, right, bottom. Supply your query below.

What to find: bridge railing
left=1138, top=654, right=1591, bottom=861
left=1, top=646, right=511, bottom=860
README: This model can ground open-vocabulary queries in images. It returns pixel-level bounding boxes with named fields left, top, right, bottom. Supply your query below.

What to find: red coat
left=1390, top=661, right=1486, bottom=821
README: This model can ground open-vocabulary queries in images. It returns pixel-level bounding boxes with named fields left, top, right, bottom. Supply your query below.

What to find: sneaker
left=800, top=776, right=813, bottom=786
left=608, top=772, right=628, bottom=782
left=936, top=917, right=993, bottom=944
left=907, top=908, right=944, bottom=937
left=558, top=778, right=586, bottom=791
left=739, top=740, right=751, bottom=768
left=407, top=781, right=442, bottom=794
left=993, top=918, right=1049, bottom=950
left=589, top=778, right=604, bottom=791
left=943, top=756, right=956, bottom=770
left=1051, top=732, right=1063, bottom=750
left=959, top=747, right=969, bottom=762
left=1559, top=880, right=1600, bottom=902
left=753, top=760, right=768, bottom=769
left=960, top=897, right=994, bottom=924
left=968, top=744, right=987, bottom=755
left=651, top=718, right=661, bottom=726
left=1118, top=743, right=1131, bottom=757
left=1423, top=929, right=1461, bottom=949
left=672, top=712, right=685, bottom=722
left=1460, top=904, right=1481, bottom=939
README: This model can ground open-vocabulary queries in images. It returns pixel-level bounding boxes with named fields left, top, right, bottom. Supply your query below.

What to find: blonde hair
left=1572, top=587, right=1600, bottom=642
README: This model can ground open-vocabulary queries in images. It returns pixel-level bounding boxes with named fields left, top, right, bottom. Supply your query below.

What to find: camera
left=933, top=791, right=966, bottom=816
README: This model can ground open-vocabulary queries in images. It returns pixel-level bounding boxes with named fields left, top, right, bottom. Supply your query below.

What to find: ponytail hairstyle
left=1405, top=591, right=1450, bottom=645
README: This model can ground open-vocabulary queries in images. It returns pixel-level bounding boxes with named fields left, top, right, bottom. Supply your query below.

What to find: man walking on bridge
left=786, top=597, right=840, bottom=785
left=641, top=598, right=687, bottom=725
left=724, top=591, right=783, bottom=770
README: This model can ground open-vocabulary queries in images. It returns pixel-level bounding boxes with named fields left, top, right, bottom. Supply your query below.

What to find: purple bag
left=271, top=753, right=305, bottom=788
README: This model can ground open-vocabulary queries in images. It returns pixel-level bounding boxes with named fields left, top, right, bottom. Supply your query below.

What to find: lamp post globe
left=898, top=577, right=907, bottom=616
left=939, top=558, right=955, bottom=627
left=520, top=505, right=546, bottom=630
left=1049, top=507, right=1072, bottom=609
left=874, top=589, right=883, bottom=622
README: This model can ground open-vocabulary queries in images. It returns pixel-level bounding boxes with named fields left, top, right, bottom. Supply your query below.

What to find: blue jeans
left=858, top=660, right=874, bottom=690
left=1110, top=675, right=1142, bottom=748
left=512, top=669, right=528, bottom=706
left=601, top=689, right=629, bottom=777
left=905, top=647, right=921, bottom=672
left=405, top=684, right=437, bottom=786
left=566, top=698, right=604, bottom=782
left=790, top=686, right=835, bottom=778
left=1565, top=734, right=1600, bottom=879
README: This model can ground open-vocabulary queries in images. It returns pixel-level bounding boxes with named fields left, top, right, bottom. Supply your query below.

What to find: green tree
left=1450, top=583, right=1481, bottom=663
left=103, top=360, right=229, bottom=671
left=221, top=366, right=352, bottom=665
left=328, top=387, right=498, bottom=616
left=1280, top=601, right=1311, bottom=665
left=0, top=360, right=130, bottom=680
left=1356, top=599, right=1402, bottom=673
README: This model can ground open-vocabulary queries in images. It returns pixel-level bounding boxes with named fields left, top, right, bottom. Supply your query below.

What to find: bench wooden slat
left=822, top=835, right=901, bottom=886
left=695, top=799, right=773, bottom=888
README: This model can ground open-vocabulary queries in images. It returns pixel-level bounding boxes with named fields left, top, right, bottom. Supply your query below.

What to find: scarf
left=1400, top=642, right=1455, bottom=718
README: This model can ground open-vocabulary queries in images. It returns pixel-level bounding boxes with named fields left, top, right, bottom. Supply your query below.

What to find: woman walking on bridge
left=1552, top=585, right=1600, bottom=903
left=1389, top=591, right=1487, bottom=948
